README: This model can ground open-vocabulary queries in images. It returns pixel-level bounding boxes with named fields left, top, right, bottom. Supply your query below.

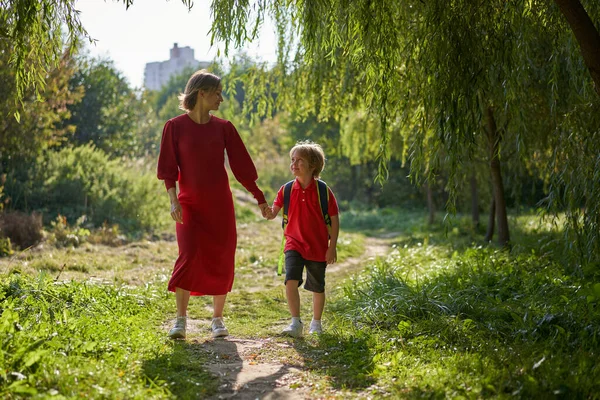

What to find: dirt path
left=186, top=235, right=392, bottom=399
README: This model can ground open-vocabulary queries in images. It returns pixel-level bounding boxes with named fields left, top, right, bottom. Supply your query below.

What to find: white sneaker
left=168, top=316, right=187, bottom=339
left=309, top=321, right=322, bottom=334
left=282, top=321, right=304, bottom=338
left=211, top=317, right=229, bottom=338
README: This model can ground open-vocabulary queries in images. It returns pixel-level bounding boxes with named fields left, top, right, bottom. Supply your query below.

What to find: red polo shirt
left=273, top=179, right=339, bottom=262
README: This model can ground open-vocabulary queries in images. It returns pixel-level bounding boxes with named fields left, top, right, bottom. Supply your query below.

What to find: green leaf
left=592, top=283, right=600, bottom=297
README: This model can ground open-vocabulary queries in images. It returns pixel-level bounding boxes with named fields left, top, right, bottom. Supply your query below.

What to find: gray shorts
left=284, top=250, right=327, bottom=293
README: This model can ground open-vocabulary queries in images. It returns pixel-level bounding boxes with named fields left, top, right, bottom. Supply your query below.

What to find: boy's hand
left=326, top=246, right=337, bottom=265
left=265, top=206, right=276, bottom=220
left=265, top=205, right=280, bottom=221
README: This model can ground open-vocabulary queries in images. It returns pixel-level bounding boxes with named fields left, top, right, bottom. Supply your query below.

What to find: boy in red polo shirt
left=266, top=141, right=340, bottom=337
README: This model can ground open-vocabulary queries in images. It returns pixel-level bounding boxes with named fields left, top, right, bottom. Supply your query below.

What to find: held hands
left=170, top=199, right=183, bottom=224
left=265, top=206, right=276, bottom=220
left=326, top=246, right=337, bottom=265
left=258, top=203, right=274, bottom=219
left=258, top=203, right=276, bottom=219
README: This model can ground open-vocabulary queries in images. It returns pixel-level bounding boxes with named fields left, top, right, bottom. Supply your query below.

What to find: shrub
left=46, top=215, right=91, bottom=248
left=0, top=236, right=12, bottom=257
left=0, top=211, right=43, bottom=249
left=27, top=144, right=170, bottom=234
left=87, top=221, right=127, bottom=246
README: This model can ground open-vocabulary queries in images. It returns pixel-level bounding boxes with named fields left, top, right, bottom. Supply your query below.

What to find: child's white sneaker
left=168, top=316, right=187, bottom=339
left=211, top=317, right=229, bottom=338
left=282, top=321, right=304, bottom=338
left=309, top=320, right=323, bottom=334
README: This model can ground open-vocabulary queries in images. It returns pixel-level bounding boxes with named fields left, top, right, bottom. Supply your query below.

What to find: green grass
left=322, top=218, right=600, bottom=398
left=0, top=271, right=211, bottom=398
left=1, top=204, right=598, bottom=399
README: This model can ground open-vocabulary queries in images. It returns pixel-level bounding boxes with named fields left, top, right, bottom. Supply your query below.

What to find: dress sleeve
left=224, top=121, right=266, bottom=204
left=157, top=120, right=179, bottom=190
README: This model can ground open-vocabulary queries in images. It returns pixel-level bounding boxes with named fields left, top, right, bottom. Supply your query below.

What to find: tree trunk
left=470, top=173, right=480, bottom=230
left=555, top=0, right=600, bottom=96
left=426, top=182, right=435, bottom=225
left=485, top=196, right=495, bottom=242
left=486, top=106, right=510, bottom=246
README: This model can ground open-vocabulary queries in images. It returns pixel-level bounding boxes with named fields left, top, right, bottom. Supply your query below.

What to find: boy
left=266, top=141, right=340, bottom=337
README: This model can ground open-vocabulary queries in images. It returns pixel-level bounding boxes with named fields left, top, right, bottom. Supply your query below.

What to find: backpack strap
left=278, top=180, right=295, bottom=276
left=316, top=179, right=331, bottom=231
left=281, top=180, right=295, bottom=230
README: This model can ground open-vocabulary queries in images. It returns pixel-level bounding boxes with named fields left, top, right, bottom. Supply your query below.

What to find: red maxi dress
left=157, top=114, right=266, bottom=296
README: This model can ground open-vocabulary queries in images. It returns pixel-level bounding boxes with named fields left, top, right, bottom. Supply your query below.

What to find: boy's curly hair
left=290, top=141, right=326, bottom=179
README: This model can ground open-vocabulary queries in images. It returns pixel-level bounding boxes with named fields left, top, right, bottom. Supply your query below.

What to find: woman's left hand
left=258, top=203, right=270, bottom=219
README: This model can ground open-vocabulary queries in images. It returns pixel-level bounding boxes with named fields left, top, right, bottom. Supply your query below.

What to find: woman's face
left=200, top=84, right=223, bottom=111
left=290, top=151, right=313, bottom=177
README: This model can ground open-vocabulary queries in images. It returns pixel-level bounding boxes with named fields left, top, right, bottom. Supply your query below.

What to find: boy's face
left=290, top=151, right=314, bottom=178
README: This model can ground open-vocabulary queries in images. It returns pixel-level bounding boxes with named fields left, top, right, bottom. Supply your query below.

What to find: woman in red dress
left=157, top=70, right=270, bottom=339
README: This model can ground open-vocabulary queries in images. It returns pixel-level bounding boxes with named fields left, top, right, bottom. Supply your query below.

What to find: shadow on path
left=202, top=337, right=304, bottom=399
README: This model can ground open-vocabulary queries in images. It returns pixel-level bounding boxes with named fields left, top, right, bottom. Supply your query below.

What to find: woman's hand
left=171, top=199, right=183, bottom=224
left=258, top=203, right=271, bottom=219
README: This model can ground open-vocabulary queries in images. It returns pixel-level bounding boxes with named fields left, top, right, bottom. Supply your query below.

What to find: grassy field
left=1, top=201, right=599, bottom=398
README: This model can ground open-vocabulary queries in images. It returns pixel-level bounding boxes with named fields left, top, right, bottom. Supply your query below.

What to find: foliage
left=46, top=215, right=91, bottom=248
left=86, top=222, right=127, bottom=247
left=131, top=90, right=165, bottom=158
left=0, top=237, right=12, bottom=257
left=330, top=243, right=600, bottom=397
left=0, top=42, right=81, bottom=178
left=64, top=56, right=140, bottom=157
left=0, top=0, right=84, bottom=112
left=25, top=144, right=169, bottom=234
left=546, top=91, right=600, bottom=267
left=0, top=0, right=192, bottom=107
left=208, top=0, right=600, bottom=266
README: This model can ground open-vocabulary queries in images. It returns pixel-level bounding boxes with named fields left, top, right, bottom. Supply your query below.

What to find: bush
left=0, top=211, right=43, bottom=249
left=87, top=221, right=127, bottom=246
left=46, top=215, right=91, bottom=248
left=0, top=236, right=12, bottom=256
left=26, top=144, right=170, bottom=234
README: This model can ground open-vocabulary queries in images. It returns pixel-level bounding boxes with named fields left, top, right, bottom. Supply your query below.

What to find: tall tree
left=0, top=46, right=81, bottom=168
left=0, top=42, right=82, bottom=209
left=64, top=56, right=139, bottom=157
left=1, top=0, right=192, bottom=109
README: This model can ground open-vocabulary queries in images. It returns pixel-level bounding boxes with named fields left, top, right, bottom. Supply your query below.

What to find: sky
left=75, top=0, right=277, bottom=89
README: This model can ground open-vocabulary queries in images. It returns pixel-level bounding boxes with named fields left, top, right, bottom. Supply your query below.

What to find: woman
left=157, top=70, right=270, bottom=339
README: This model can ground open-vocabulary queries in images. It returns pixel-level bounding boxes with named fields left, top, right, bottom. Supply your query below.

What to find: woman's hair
left=178, top=70, right=221, bottom=111
left=290, top=141, right=326, bottom=179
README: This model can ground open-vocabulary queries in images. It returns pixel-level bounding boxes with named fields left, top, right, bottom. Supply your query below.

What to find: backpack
left=277, top=179, right=331, bottom=275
